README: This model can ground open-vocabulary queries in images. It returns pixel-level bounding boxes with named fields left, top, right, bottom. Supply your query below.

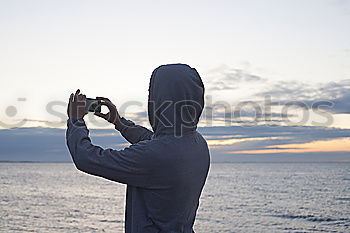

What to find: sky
left=0, top=0, right=349, bottom=160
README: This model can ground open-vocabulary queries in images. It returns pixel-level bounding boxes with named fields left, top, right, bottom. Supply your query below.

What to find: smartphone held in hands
left=85, top=98, right=102, bottom=113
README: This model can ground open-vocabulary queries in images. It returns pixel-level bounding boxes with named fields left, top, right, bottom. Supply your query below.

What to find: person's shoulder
left=119, top=137, right=163, bottom=156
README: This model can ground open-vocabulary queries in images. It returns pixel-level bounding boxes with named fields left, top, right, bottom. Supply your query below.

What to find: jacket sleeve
left=116, top=117, right=154, bottom=144
left=66, top=118, right=154, bottom=187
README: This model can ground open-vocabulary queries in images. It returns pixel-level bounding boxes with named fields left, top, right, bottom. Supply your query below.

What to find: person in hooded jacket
left=66, top=64, right=210, bottom=233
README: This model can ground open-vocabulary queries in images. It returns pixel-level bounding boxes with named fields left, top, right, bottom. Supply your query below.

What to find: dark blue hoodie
left=66, top=64, right=210, bottom=233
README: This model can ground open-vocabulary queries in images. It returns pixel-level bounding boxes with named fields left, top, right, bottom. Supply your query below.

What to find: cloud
left=231, top=137, right=350, bottom=154
left=23, top=118, right=66, bottom=124
left=205, top=65, right=266, bottom=91
left=1, top=125, right=349, bottom=162
left=256, top=79, right=350, bottom=114
left=327, top=93, right=350, bottom=114
left=201, top=107, right=295, bottom=126
left=132, top=111, right=148, bottom=121
left=203, top=64, right=349, bottom=125
left=0, top=127, right=129, bottom=162
left=198, top=125, right=350, bottom=162
left=259, top=79, right=350, bottom=100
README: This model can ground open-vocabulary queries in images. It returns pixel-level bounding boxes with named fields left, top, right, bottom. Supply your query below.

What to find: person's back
left=125, top=133, right=209, bottom=232
left=66, top=64, right=210, bottom=232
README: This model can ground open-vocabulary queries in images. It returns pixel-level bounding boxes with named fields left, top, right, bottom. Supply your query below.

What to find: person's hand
left=67, top=89, right=87, bottom=119
left=94, top=97, right=122, bottom=127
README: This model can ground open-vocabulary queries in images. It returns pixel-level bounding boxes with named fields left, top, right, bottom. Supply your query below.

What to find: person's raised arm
left=66, top=90, right=154, bottom=187
left=66, top=118, right=156, bottom=187
left=94, top=97, right=153, bottom=144
left=116, top=117, right=154, bottom=144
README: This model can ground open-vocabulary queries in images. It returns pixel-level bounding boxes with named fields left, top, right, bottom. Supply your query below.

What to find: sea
left=0, top=162, right=349, bottom=233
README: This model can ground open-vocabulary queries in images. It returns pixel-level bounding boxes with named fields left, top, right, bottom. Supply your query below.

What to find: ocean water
left=0, top=163, right=349, bottom=233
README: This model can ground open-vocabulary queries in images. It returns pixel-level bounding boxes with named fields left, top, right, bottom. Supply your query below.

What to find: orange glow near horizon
left=207, top=136, right=282, bottom=147
left=230, top=138, right=350, bottom=154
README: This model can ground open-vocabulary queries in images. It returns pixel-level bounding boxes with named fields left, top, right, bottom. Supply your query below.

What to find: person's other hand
left=94, top=97, right=122, bottom=126
left=67, top=89, right=87, bottom=119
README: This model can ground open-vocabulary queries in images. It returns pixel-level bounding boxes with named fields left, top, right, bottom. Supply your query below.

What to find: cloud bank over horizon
left=0, top=124, right=349, bottom=163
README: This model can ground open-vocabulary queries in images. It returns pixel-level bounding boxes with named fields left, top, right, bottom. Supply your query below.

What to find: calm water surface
left=0, top=163, right=349, bottom=232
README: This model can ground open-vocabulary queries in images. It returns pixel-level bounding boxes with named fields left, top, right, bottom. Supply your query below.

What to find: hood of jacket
left=148, top=64, right=204, bottom=137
